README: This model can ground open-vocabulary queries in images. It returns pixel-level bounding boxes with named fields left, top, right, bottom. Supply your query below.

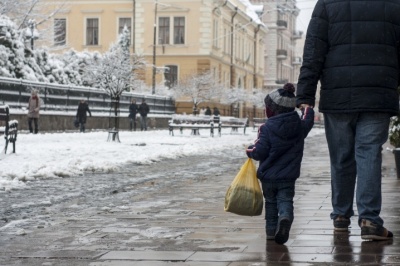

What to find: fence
left=0, top=77, right=175, bottom=116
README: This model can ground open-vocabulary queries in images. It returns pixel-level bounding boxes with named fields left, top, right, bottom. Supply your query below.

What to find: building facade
left=250, top=0, right=302, bottom=91
left=40, top=0, right=266, bottom=89
left=41, top=0, right=267, bottom=117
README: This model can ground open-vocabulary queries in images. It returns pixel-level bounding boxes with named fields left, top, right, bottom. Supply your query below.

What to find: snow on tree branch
left=173, top=70, right=223, bottom=107
left=83, top=26, right=145, bottom=98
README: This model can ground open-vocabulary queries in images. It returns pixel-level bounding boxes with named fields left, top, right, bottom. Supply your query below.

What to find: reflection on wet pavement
left=0, top=132, right=400, bottom=265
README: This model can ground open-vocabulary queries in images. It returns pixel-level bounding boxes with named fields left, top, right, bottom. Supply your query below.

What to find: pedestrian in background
left=199, top=107, right=206, bottom=116
left=27, top=89, right=40, bottom=134
left=129, top=99, right=138, bottom=131
left=213, top=107, right=220, bottom=116
left=138, top=98, right=150, bottom=131
left=296, top=0, right=400, bottom=240
left=76, top=99, right=91, bottom=133
left=246, top=83, right=314, bottom=244
left=205, top=106, right=212, bottom=116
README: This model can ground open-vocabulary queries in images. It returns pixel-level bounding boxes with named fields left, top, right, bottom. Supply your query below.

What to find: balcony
left=292, top=30, right=303, bottom=40
left=292, top=57, right=302, bottom=65
left=276, top=79, right=289, bottom=84
left=277, top=20, right=287, bottom=30
left=276, top=49, right=287, bottom=60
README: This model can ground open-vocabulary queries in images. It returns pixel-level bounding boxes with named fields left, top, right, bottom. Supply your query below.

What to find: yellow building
left=41, top=0, right=267, bottom=117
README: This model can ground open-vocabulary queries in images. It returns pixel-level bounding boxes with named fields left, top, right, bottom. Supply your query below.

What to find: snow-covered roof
left=237, top=0, right=263, bottom=25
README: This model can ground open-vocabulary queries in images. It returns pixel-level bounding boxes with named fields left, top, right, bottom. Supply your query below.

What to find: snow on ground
left=0, top=127, right=325, bottom=191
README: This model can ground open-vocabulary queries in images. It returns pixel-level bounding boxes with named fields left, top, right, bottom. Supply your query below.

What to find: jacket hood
left=266, top=111, right=302, bottom=141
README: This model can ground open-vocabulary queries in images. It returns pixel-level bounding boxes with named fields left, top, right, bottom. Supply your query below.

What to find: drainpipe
left=230, top=6, right=238, bottom=88
left=132, top=0, right=136, bottom=53
left=253, top=24, right=261, bottom=89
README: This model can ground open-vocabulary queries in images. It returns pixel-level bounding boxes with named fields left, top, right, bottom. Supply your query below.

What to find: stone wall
left=9, top=113, right=171, bottom=132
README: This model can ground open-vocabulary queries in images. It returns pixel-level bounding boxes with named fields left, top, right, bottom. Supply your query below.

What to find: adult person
left=213, top=107, right=220, bottom=116
left=205, top=106, right=212, bottom=116
left=138, top=98, right=150, bottom=131
left=199, top=107, right=206, bottom=116
left=128, top=99, right=138, bottom=131
left=27, top=89, right=40, bottom=134
left=76, top=99, right=92, bottom=133
left=296, top=0, right=400, bottom=241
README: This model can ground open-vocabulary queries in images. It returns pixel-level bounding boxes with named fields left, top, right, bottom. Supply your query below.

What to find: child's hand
left=246, top=145, right=255, bottom=158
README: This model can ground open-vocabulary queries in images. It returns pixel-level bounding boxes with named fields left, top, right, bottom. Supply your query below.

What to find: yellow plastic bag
left=224, top=158, right=263, bottom=216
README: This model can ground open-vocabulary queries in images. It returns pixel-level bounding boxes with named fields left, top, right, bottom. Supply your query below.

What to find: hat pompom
left=283, top=83, right=295, bottom=93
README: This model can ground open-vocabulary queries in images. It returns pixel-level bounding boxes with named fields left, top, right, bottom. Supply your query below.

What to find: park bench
left=168, top=114, right=219, bottom=137
left=218, top=116, right=248, bottom=135
left=0, top=105, right=18, bottom=154
left=252, top=117, right=265, bottom=131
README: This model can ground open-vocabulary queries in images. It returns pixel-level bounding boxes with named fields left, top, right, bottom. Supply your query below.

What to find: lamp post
left=26, top=19, right=38, bottom=50
left=152, top=0, right=158, bottom=95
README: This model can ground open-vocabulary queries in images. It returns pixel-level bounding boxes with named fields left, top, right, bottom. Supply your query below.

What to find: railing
left=276, top=79, right=289, bottom=84
left=0, top=77, right=175, bottom=116
left=292, top=30, right=303, bottom=40
left=276, top=20, right=287, bottom=30
left=292, top=56, right=302, bottom=65
left=276, top=49, right=287, bottom=59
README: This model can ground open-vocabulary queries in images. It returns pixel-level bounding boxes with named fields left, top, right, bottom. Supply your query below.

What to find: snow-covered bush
left=389, top=87, right=400, bottom=148
left=390, top=115, right=400, bottom=148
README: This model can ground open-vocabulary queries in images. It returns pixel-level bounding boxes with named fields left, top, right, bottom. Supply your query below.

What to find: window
left=54, top=18, right=66, bottom=46
left=86, top=18, right=99, bottom=45
left=118, top=17, right=132, bottom=35
left=174, top=17, right=185, bottom=44
left=158, top=16, right=185, bottom=45
left=158, top=17, right=170, bottom=44
left=164, top=65, right=178, bottom=88
left=213, top=19, right=218, bottom=48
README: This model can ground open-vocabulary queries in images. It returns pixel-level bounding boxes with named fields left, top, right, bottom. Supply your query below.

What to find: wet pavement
left=1, top=131, right=400, bottom=265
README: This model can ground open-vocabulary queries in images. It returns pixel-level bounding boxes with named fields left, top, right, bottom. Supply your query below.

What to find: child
left=246, top=83, right=314, bottom=245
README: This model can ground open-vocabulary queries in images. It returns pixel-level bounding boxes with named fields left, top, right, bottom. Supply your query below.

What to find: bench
left=218, top=116, right=248, bottom=135
left=168, top=115, right=219, bottom=137
left=252, top=117, right=265, bottom=131
left=0, top=105, right=18, bottom=154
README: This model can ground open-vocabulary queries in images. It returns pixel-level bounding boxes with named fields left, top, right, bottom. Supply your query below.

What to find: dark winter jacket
left=246, top=108, right=314, bottom=183
left=129, top=103, right=138, bottom=118
left=76, top=102, right=91, bottom=123
left=297, top=0, right=400, bottom=115
left=138, top=102, right=150, bottom=117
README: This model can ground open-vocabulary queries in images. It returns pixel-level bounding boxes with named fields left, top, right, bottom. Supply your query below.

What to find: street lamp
left=26, top=19, right=38, bottom=50
left=152, top=0, right=158, bottom=95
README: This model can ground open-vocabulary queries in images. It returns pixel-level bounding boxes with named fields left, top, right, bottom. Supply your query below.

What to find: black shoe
left=266, top=229, right=275, bottom=240
left=275, top=218, right=291, bottom=245
left=334, top=215, right=351, bottom=231
left=360, top=219, right=393, bottom=241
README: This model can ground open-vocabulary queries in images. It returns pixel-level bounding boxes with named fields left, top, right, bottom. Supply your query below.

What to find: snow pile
left=0, top=128, right=325, bottom=191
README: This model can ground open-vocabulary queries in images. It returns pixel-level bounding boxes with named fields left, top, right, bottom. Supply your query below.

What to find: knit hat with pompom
left=264, top=83, right=296, bottom=118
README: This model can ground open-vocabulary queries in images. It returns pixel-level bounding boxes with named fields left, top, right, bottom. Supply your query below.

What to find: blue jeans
left=79, top=122, right=86, bottom=132
left=140, top=116, right=147, bottom=131
left=262, top=181, right=295, bottom=232
left=324, top=112, right=391, bottom=226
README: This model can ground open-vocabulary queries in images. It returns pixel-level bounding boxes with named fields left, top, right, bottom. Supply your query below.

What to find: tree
left=1, top=0, right=68, bottom=48
left=174, top=70, right=222, bottom=115
left=0, top=15, right=100, bottom=85
left=251, top=88, right=267, bottom=108
left=220, top=87, right=250, bottom=117
left=83, top=26, right=145, bottom=140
